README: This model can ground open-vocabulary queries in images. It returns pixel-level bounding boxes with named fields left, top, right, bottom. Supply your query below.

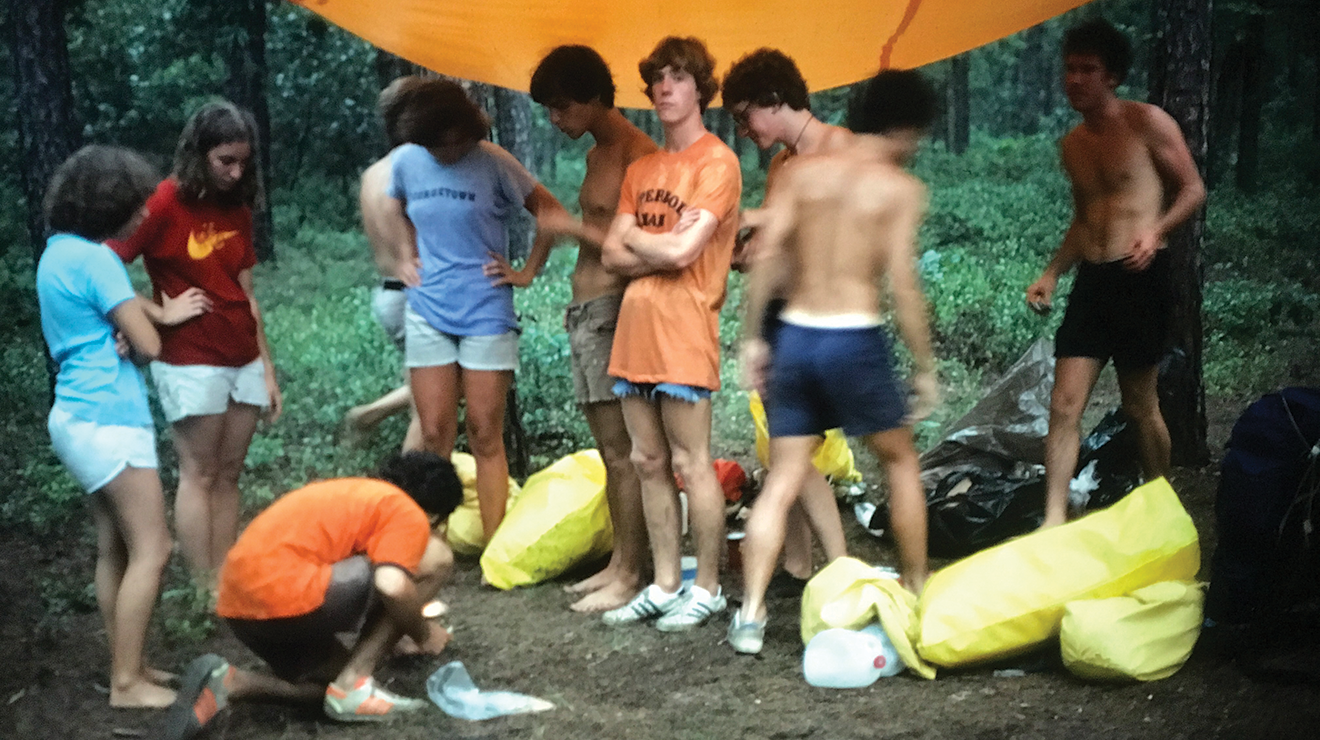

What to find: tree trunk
left=1016, top=25, right=1051, bottom=135
left=374, top=49, right=430, bottom=89
left=492, top=86, right=535, bottom=260
left=10, top=0, right=80, bottom=264
left=221, top=0, right=275, bottom=262
left=947, top=54, right=971, bottom=154
left=1149, top=0, right=1212, bottom=467
left=1235, top=13, right=1266, bottom=193
left=1209, top=37, right=1245, bottom=188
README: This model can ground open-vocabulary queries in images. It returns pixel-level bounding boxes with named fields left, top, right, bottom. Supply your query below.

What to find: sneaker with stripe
left=601, top=584, right=685, bottom=626
left=160, top=654, right=234, bottom=740
left=324, top=676, right=427, bottom=722
left=656, top=585, right=727, bottom=632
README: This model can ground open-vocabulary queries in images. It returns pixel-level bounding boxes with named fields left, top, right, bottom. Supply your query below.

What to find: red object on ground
left=675, top=459, right=747, bottom=503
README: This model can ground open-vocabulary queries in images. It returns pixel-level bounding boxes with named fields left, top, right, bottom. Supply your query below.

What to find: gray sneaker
left=656, top=585, right=726, bottom=632
left=727, top=610, right=766, bottom=654
left=602, top=584, right=685, bottom=626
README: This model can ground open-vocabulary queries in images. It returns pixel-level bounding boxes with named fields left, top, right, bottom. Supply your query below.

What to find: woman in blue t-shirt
left=382, top=78, right=568, bottom=542
left=36, top=146, right=209, bottom=709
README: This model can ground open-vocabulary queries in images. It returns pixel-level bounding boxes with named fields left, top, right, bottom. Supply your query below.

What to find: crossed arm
left=599, top=207, right=720, bottom=278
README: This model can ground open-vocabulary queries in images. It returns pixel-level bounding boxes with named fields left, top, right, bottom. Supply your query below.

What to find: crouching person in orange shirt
left=161, top=451, right=462, bottom=738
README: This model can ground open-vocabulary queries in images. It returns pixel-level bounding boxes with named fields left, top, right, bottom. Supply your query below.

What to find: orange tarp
left=292, top=0, right=1092, bottom=108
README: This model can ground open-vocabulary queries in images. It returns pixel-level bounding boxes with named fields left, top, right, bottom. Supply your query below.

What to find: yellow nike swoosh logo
left=187, top=227, right=240, bottom=260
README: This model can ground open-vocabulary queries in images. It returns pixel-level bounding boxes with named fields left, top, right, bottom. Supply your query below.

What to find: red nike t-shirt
left=112, top=178, right=259, bottom=367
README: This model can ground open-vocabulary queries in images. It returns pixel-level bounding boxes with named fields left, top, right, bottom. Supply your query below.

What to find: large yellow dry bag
left=749, top=392, right=861, bottom=483
left=1060, top=580, right=1204, bottom=682
left=446, top=452, right=522, bottom=556
left=479, top=450, right=614, bottom=590
left=917, top=478, right=1200, bottom=667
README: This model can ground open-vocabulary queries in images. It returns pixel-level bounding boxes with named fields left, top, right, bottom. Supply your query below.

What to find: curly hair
left=721, top=48, right=810, bottom=112
left=44, top=145, right=159, bottom=242
left=1063, top=18, right=1133, bottom=84
left=378, top=75, right=431, bottom=147
left=393, top=78, right=491, bottom=148
left=376, top=451, right=464, bottom=520
left=531, top=45, right=616, bottom=109
left=850, top=69, right=939, bottom=135
left=639, top=36, right=719, bottom=112
left=173, top=100, right=262, bottom=207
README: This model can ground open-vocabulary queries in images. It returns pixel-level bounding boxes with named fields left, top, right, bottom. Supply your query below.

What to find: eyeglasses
left=730, top=104, right=752, bottom=131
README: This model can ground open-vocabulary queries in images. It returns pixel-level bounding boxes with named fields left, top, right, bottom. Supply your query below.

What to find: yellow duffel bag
left=480, top=450, right=613, bottom=590
left=446, top=452, right=523, bottom=556
left=917, top=477, right=1200, bottom=667
left=801, top=557, right=936, bottom=679
left=749, top=391, right=861, bottom=484
left=1061, top=580, right=1204, bottom=682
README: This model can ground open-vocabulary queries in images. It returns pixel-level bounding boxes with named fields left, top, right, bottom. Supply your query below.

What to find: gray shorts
left=404, top=306, right=519, bottom=371
left=566, top=293, right=623, bottom=405
left=371, top=280, right=407, bottom=352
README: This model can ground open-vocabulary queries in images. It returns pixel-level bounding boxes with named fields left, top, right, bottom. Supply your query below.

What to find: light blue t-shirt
left=36, top=233, right=152, bottom=426
left=388, top=141, right=538, bottom=336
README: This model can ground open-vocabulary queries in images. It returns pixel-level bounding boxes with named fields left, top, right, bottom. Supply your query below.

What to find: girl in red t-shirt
left=114, top=102, right=283, bottom=590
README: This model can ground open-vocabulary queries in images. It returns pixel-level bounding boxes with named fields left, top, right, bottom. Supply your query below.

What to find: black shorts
left=1055, top=249, right=1171, bottom=370
left=224, top=556, right=377, bottom=682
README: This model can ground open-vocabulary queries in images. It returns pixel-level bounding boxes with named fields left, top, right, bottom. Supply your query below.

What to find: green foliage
left=158, top=576, right=216, bottom=645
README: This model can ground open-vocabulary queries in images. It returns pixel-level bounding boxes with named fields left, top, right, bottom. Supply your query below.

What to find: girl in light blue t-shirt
left=36, top=146, right=209, bottom=709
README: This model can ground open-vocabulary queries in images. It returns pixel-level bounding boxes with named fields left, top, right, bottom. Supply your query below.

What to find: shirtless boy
left=342, top=76, right=426, bottom=450
left=1025, top=19, right=1205, bottom=528
left=730, top=70, right=940, bottom=654
left=591, top=37, right=742, bottom=631
left=529, top=45, right=659, bottom=612
left=721, top=48, right=851, bottom=589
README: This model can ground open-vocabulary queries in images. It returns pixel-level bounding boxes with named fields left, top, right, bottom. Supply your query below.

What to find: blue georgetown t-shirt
left=36, top=233, right=152, bottom=426
left=388, top=141, right=538, bottom=336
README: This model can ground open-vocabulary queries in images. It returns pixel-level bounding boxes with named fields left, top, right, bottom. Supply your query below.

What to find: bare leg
left=410, top=363, right=461, bottom=459
left=1116, top=364, right=1171, bottom=481
left=620, top=396, right=682, bottom=595
left=660, top=397, right=724, bottom=595
left=208, top=403, right=260, bottom=575
left=865, top=427, right=929, bottom=595
left=342, top=385, right=413, bottom=443
left=172, top=413, right=226, bottom=586
left=401, top=408, right=423, bottom=453
left=779, top=504, right=814, bottom=579
left=1041, top=357, right=1104, bottom=528
left=796, top=471, right=848, bottom=563
left=462, top=368, right=513, bottom=541
left=568, top=400, right=649, bottom=612
left=739, top=436, right=819, bottom=622
left=94, top=467, right=175, bottom=708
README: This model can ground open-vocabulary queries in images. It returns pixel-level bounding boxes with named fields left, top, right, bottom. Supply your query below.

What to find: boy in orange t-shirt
left=596, top=37, right=741, bottom=632
left=160, top=452, right=462, bottom=738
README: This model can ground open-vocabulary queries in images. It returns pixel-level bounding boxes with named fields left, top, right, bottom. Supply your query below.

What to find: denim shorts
left=611, top=379, right=712, bottom=404
left=404, top=306, right=519, bottom=371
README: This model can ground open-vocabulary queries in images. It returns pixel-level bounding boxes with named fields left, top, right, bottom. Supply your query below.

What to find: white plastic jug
left=803, top=624, right=905, bottom=688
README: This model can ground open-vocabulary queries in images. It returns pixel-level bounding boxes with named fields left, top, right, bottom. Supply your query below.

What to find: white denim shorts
left=371, top=282, right=407, bottom=352
left=150, top=358, right=269, bottom=423
left=48, top=405, right=158, bottom=493
left=404, top=306, right=519, bottom=372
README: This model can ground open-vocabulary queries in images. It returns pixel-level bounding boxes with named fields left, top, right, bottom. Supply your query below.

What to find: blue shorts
left=765, top=323, right=907, bottom=438
left=612, top=379, right=712, bottom=404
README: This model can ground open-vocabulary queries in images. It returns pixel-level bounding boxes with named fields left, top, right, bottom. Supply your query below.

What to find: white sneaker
left=602, top=584, right=685, bottom=626
left=656, top=585, right=726, bottom=632
left=727, top=610, right=766, bottom=654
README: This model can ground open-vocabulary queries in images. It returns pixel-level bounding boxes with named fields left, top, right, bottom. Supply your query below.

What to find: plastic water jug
left=803, top=624, right=905, bottom=688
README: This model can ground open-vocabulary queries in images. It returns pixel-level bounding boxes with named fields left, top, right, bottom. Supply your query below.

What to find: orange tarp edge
left=291, top=0, right=1093, bottom=108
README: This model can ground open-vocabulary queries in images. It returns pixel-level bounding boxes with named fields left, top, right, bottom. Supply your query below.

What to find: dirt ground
left=3, top=387, right=1319, bottom=740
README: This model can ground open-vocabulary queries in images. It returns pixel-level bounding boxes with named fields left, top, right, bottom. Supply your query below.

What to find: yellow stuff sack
left=480, top=450, right=613, bottom=589
left=1061, top=580, right=1204, bottom=682
left=801, top=557, right=936, bottom=679
left=446, top=452, right=523, bottom=556
left=917, top=478, right=1200, bottom=667
left=749, top=391, right=861, bottom=483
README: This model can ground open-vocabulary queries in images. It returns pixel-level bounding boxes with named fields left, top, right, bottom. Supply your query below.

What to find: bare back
left=360, top=156, right=416, bottom=276
left=573, top=127, right=659, bottom=300
left=1062, top=100, right=1167, bottom=264
left=775, top=149, right=925, bottom=320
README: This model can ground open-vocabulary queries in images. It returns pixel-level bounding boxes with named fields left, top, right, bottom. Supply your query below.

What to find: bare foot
left=564, top=567, right=617, bottom=596
left=569, top=580, right=641, bottom=613
left=145, top=666, right=178, bottom=685
left=339, top=408, right=373, bottom=448
left=109, top=679, right=176, bottom=708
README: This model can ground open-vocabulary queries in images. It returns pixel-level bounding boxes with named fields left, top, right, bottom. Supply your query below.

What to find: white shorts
left=404, top=306, right=519, bottom=372
left=48, top=405, right=158, bottom=493
left=371, top=283, right=407, bottom=352
left=151, top=358, right=269, bottom=423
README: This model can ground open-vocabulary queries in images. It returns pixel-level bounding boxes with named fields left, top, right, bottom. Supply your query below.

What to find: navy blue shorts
left=764, top=323, right=907, bottom=438
left=1055, top=249, right=1171, bottom=371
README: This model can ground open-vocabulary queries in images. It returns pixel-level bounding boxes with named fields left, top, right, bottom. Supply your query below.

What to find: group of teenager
left=35, top=14, right=1204, bottom=738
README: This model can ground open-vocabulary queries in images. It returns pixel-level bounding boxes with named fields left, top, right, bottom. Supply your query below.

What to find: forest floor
left=3, top=377, right=1320, bottom=740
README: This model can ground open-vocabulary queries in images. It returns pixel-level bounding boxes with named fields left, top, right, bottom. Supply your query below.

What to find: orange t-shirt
left=216, top=479, right=432, bottom=621
left=609, top=133, right=742, bottom=390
